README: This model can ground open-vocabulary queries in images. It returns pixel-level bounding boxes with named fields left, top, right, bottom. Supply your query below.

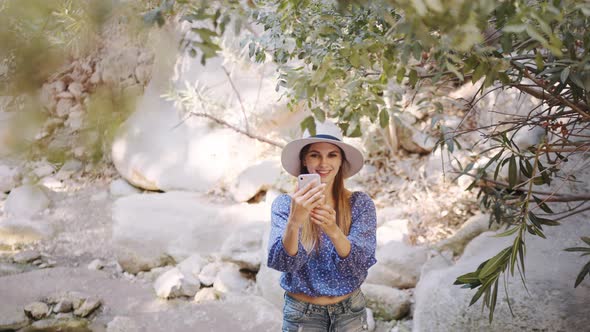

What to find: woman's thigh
left=283, top=295, right=329, bottom=332
left=332, top=291, right=369, bottom=332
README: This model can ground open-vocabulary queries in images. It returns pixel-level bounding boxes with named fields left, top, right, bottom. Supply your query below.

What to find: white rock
left=88, top=259, right=104, bottom=270
left=198, top=261, right=223, bottom=287
left=376, top=219, right=408, bottom=247
left=255, top=264, right=283, bottom=310
left=39, top=176, right=63, bottom=190
left=73, top=297, right=101, bottom=317
left=434, top=213, right=495, bottom=255
left=154, top=267, right=183, bottom=299
left=65, top=109, right=84, bottom=131
left=109, top=179, right=141, bottom=197
left=56, top=91, right=74, bottom=99
left=176, top=254, right=205, bottom=296
left=366, top=308, right=375, bottom=331
left=12, top=250, right=41, bottom=264
left=68, top=82, right=84, bottom=100
left=24, top=301, right=49, bottom=320
left=112, top=192, right=267, bottom=274
left=55, top=98, right=75, bottom=118
left=413, top=212, right=590, bottom=332
left=0, top=216, right=53, bottom=246
left=111, top=34, right=283, bottom=193
left=230, top=160, right=282, bottom=202
left=4, top=185, right=51, bottom=218
left=55, top=160, right=83, bottom=180
left=135, top=65, right=151, bottom=85
left=32, top=162, right=56, bottom=179
left=0, top=164, right=21, bottom=193
left=194, top=287, right=219, bottom=303
left=220, top=224, right=264, bottom=270
left=361, top=284, right=410, bottom=320
left=53, top=300, right=73, bottom=313
left=366, top=242, right=428, bottom=288
left=107, top=316, right=140, bottom=332
left=396, top=119, right=436, bottom=154
left=90, top=191, right=109, bottom=201
left=213, top=263, right=252, bottom=295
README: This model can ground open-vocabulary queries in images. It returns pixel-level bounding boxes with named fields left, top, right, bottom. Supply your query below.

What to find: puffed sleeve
left=331, top=192, right=377, bottom=277
left=267, top=194, right=310, bottom=272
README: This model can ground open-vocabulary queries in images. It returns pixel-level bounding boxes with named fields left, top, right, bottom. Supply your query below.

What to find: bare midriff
left=287, top=290, right=354, bottom=305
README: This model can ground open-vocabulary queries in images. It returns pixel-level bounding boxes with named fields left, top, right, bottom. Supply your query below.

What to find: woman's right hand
left=289, top=181, right=326, bottom=227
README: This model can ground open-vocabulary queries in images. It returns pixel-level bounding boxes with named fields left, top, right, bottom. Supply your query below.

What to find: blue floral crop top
left=267, top=191, right=377, bottom=297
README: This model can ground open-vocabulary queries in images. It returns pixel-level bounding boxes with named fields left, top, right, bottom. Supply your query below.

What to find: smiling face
left=302, top=142, right=343, bottom=188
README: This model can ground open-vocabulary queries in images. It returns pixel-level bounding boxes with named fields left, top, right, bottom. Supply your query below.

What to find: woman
left=268, top=121, right=377, bottom=331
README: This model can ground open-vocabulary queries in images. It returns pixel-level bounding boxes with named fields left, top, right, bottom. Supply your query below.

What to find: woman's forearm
left=327, top=228, right=351, bottom=258
left=282, top=219, right=302, bottom=256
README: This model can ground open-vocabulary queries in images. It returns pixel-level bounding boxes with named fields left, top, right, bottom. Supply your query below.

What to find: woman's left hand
left=310, top=204, right=338, bottom=234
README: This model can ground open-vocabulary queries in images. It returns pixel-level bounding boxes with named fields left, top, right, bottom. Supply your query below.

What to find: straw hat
left=281, top=121, right=364, bottom=179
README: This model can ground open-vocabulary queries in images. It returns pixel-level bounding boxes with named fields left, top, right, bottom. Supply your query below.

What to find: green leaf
left=479, top=247, right=511, bottom=279
left=574, top=261, right=590, bottom=287
left=560, top=67, right=570, bottom=84
left=532, top=195, right=553, bottom=213
left=396, top=67, right=405, bottom=84
left=311, top=108, right=326, bottom=123
left=454, top=272, right=481, bottom=286
left=508, top=156, right=517, bottom=188
left=379, top=109, right=390, bottom=128
left=494, top=227, right=519, bottom=238
left=447, top=62, right=464, bottom=81
left=564, top=247, right=590, bottom=252
left=489, top=278, right=499, bottom=323
left=300, top=116, right=316, bottom=136
left=409, top=69, right=418, bottom=87
left=472, top=62, right=486, bottom=83
left=350, top=51, right=360, bottom=68
left=535, top=52, right=544, bottom=71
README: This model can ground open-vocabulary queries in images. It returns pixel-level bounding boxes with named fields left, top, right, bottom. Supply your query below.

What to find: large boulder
left=4, top=185, right=51, bottom=218
left=220, top=223, right=265, bottom=271
left=0, top=217, right=54, bottom=247
left=111, top=24, right=286, bottom=193
left=361, top=283, right=411, bottom=320
left=0, top=163, right=21, bottom=193
left=366, top=241, right=429, bottom=288
left=434, top=213, right=497, bottom=255
left=230, top=160, right=283, bottom=202
left=413, top=212, right=590, bottom=332
left=112, top=191, right=268, bottom=274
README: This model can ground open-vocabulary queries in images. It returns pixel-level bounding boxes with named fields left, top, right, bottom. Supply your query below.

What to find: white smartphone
left=297, top=173, right=321, bottom=189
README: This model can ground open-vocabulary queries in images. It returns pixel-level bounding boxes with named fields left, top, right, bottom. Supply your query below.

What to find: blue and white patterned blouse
left=267, top=191, right=377, bottom=297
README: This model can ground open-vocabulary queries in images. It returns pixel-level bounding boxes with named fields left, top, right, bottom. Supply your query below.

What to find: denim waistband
left=284, top=289, right=361, bottom=314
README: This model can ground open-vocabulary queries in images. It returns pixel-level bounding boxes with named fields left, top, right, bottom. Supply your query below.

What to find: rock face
left=0, top=217, right=54, bottom=247
left=413, top=212, right=590, bottom=332
left=361, top=284, right=411, bottom=320
left=111, top=26, right=284, bottom=193
left=0, top=267, right=281, bottom=331
left=366, top=241, right=428, bottom=288
left=112, top=191, right=268, bottom=273
left=230, top=160, right=283, bottom=202
left=4, top=185, right=51, bottom=218
left=0, top=163, right=21, bottom=193
left=220, top=223, right=265, bottom=271
left=434, top=213, right=496, bottom=255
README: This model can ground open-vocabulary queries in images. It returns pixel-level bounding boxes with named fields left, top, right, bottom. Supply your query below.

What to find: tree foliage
left=168, top=0, right=590, bottom=321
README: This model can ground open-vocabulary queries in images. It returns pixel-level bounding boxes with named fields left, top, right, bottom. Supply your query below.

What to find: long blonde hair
left=299, top=144, right=352, bottom=253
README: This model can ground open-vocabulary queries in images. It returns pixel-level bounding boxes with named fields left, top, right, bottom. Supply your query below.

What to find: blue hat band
left=313, top=134, right=341, bottom=141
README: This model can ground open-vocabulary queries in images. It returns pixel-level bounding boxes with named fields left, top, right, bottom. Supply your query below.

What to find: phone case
left=298, top=174, right=320, bottom=188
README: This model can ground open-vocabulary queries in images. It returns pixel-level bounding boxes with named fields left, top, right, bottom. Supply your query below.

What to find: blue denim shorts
left=282, top=289, right=369, bottom=332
